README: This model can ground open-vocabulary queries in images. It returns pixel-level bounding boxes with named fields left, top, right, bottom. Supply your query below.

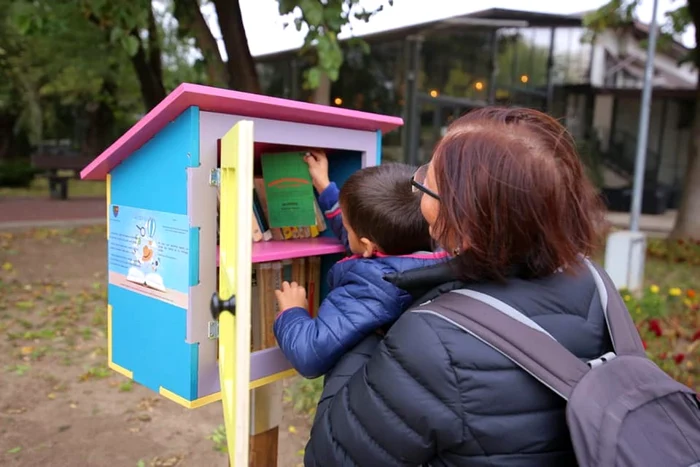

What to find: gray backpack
left=414, top=258, right=700, bottom=467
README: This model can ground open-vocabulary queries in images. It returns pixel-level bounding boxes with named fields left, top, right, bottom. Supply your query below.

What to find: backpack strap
left=412, top=259, right=644, bottom=400
left=582, top=258, right=646, bottom=357
left=413, top=290, right=589, bottom=400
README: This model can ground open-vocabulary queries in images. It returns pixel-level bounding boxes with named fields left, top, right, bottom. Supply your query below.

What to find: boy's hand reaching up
left=304, top=150, right=330, bottom=193
left=275, top=281, right=308, bottom=313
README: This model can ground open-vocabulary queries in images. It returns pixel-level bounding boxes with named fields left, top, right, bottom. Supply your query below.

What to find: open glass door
left=212, top=120, right=254, bottom=466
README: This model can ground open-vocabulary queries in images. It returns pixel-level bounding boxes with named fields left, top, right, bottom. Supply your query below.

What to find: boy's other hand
left=275, top=281, right=308, bottom=312
left=304, top=150, right=330, bottom=193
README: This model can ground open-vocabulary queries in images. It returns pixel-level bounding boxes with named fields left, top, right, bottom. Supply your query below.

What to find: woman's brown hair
left=431, top=107, right=606, bottom=281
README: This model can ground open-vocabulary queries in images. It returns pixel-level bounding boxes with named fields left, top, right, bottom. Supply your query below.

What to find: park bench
left=31, top=146, right=93, bottom=200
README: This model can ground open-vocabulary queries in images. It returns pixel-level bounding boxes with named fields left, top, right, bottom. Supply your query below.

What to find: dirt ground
left=0, top=226, right=311, bottom=467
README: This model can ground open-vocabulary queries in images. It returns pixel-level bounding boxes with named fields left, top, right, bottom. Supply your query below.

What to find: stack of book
left=216, top=148, right=329, bottom=351
left=252, top=176, right=326, bottom=242
left=251, top=256, right=322, bottom=351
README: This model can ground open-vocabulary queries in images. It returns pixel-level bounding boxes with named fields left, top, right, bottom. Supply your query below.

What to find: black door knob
left=210, top=293, right=236, bottom=320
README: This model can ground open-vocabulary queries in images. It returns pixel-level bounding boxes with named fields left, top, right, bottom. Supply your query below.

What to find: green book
left=261, top=152, right=317, bottom=228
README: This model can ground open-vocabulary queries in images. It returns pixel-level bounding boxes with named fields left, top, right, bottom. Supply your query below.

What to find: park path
left=0, top=197, right=104, bottom=230
left=0, top=195, right=677, bottom=236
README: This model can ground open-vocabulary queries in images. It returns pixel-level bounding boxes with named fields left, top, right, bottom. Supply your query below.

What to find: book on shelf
left=216, top=176, right=326, bottom=245
left=249, top=256, right=323, bottom=352
left=261, top=152, right=317, bottom=228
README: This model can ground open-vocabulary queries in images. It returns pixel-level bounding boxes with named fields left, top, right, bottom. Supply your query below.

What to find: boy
left=273, top=151, right=448, bottom=378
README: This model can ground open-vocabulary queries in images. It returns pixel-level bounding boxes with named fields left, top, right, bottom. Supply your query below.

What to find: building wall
left=592, top=94, right=614, bottom=151
left=588, top=94, right=691, bottom=187
left=614, top=96, right=691, bottom=186
left=590, top=30, right=696, bottom=89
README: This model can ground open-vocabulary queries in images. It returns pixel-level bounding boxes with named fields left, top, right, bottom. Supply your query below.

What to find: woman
left=303, top=107, right=610, bottom=466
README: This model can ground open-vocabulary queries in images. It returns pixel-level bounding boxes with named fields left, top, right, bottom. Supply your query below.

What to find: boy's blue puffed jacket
left=273, top=182, right=448, bottom=379
left=273, top=252, right=447, bottom=379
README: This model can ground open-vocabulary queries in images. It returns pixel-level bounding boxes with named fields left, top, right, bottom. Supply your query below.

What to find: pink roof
left=81, top=83, right=404, bottom=180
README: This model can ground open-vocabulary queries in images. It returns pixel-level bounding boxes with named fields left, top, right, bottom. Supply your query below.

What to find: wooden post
left=248, top=381, right=283, bottom=467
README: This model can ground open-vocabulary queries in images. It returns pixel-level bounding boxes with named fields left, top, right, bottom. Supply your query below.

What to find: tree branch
left=173, top=0, right=228, bottom=87
left=147, top=5, right=163, bottom=85
left=211, top=0, right=260, bottom=92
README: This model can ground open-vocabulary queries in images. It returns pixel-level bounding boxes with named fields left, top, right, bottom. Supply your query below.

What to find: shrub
left=647, top=238, right=700, bottom=266
left=623, top=284, right=700, bottom=390
left=0, top=160, right=37, bottom=188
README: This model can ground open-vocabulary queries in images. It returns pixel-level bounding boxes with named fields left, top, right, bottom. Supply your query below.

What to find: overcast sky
left=211, top=0, right=696, bottom=59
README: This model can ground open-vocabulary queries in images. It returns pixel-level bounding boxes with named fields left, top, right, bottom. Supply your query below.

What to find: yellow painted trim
left=107, top=304, right=133, bottom=379
left=219, top=120, right=255, bottom=467
left=105, top=174, right=111, bottom=239
left=108, top=361, right=134, bottom=379
left=155, top=367, right=298, bottom=409
left=159, top=387, right=223, bottom=409
left=249, top=369, right=297, bottom=390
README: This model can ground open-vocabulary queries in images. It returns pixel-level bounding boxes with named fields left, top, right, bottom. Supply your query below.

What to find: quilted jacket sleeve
left=304, top=311, right=465, bottom=466
left=316, top=182, right=349, bottom=251
left=273, top=261, right=410, bottom=379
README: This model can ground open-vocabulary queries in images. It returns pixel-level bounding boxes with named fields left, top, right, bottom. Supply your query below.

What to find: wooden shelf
left=216, top=237, right=346, bottom=265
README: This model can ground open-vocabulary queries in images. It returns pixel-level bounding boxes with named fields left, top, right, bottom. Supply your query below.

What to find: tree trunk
left=313, top=73, right=331, bottom=105
left=87, top=9, right=166, bottom=111
left=81, top=78, right=117, bottom=157
left=147, top=6, right=163, bottom=88
left=669, top=2, right=700, bottom=240
left=130, top=26, right=167, bottom=111
left=212, top=0, right=261, bottom=93
left=173, top=0, right=228, bottom=87
left=0, top=111, right=30, bottom=162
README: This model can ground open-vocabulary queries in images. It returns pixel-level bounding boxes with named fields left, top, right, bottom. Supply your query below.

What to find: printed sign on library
left=108, top=205, right=190, bottom=309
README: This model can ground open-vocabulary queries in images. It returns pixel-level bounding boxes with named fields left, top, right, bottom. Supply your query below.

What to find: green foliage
left=284, top=377, right=324, bottom=416
left=2, top=0, right=143, bottom=147
left=583, top=0, right=697, bottom=66
left=0, top=160, right=37, bottom=188
left=277, top=0, right=394, bottom=89
left=208, top=424, right=228, bottom=453
left=77, top=0, right=151, bottom=57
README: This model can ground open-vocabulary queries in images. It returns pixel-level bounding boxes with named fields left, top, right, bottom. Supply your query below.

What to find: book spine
left=307, top=256, right=321, bottom=318
left=267, top=261, right=283, bottom=348
left=251, top=212, right=263, bottom=242
left=251, top=266, right=261, bottom=351
left=254, top=178, right=284, bottom=241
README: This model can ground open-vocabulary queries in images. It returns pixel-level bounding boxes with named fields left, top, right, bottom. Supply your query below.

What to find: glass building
left=255, top=8, right=696, bottom=208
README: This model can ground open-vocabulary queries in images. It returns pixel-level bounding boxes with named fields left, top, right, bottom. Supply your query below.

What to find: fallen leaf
left=47, top=393, right=56, bottom=400
left=288, top=425, right=298, bottom=434
left=15, top=301, right=34, bottom=310
left=20, top=346, right=34, bottom=355
left=2, top=262, right=13, bottom=271
left=137, top=413, right=152, bottom=422
left=69, top=403, right=77, bottom=409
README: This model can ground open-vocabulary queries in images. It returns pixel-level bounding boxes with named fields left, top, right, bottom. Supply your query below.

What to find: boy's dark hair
left=339, top=163, right=432, bottom=255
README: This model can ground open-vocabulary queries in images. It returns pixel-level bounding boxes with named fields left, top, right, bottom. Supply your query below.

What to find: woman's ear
left=360, top=238, right=377, bottom=258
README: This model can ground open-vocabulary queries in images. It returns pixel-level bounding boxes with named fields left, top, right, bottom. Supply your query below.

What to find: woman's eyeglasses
left=410, top=164, right=440, bottom=200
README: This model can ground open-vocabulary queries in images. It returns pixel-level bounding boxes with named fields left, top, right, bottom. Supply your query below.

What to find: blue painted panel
left=108, top=105, right=200, bottom=401
left=189, top=227, right=200, bottom=286
left=189, top=343, right=199, bottom=397
left=111, top=106, right=199, bottom=215
left=376, top=130, right=383, bottom=165
left=110, top=285, right=197, bottom=399
left=320, top=150, right=362, bottom=238
left=320, top=253, right=344, bottom=300
left=188, top=111, right=200, bottom=167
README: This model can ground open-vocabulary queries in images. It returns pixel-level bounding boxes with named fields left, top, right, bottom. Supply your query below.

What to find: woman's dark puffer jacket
left=304, top=261, right=613, bottom=466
